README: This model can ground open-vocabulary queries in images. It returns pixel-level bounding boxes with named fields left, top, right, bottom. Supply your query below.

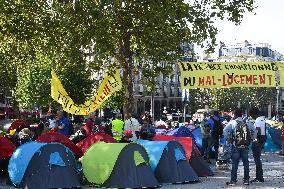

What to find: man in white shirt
left=249, top=107, right=266, bottom=183
left=124, top=113, right=140, bottom=141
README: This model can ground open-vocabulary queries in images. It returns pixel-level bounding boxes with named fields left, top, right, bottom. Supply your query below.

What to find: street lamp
left=177, top=109, right=181, bottom=123
left=276, top=87, right=280, bottom=115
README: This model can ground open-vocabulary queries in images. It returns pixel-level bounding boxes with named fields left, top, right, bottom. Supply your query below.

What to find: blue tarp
left=155, top=129, right=168, bottom=135
left=267, top=126, right=282, bottom=148
left=8, top=142, right=46, bottom=185
left=167, top=126, right=191, bottom=137
left=264, top=127, right=280, bottom=152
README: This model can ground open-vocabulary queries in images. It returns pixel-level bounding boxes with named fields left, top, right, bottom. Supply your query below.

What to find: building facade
left=132, top=42, right=195, bottom=118
left=218, top=40, right=284, bottom=115
left=218, top=40, right=284, bottom=62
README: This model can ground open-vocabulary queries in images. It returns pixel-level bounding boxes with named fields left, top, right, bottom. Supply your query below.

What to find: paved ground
left=1, top=153, right=283, bottom=189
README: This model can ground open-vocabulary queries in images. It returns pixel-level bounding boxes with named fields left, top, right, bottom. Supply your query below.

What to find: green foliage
left=0, top=0, right=256, bottom=113
left=188, top=88, right=276, bottom=113
left=101, top=88, right=124, bottom=110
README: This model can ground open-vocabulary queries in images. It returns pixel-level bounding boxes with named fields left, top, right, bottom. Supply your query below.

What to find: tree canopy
left=0, top=0, right=256, bottom=113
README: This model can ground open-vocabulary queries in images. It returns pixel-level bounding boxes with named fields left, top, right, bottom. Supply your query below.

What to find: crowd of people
left=200, top=107, right=281, bottom=186
left=1, top=107, right=284, bottom=187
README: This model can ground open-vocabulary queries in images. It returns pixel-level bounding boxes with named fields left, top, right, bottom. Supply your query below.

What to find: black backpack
left=212, top=118, right=223, bottom=139
left=234, top=120, right=251, bottom=147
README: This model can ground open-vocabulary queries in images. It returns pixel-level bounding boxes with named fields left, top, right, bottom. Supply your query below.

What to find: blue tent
left=136, top=140, right=198, bottom=183
left=267, top=126, right=282, bottom=148
left=191, top=127, right=202, bottom=150
left=167, top=126, right=191, bottom=137
left=8, top=142, right=80, bottom=189
left=264, top=127, right=280, bottom=152
left=155, top=129, right=168, bottom=135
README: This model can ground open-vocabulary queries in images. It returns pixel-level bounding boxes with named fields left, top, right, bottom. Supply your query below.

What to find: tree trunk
left=117, top=31, right=134, bottom=118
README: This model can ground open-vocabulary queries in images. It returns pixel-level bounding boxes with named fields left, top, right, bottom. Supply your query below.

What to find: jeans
left=207, top=136, right=219, bottom=160
left=231, top=146, right=249, bottom=182
left=252, top=142, right=264, bottom=180
left=202, top=137, right=209, bottom=157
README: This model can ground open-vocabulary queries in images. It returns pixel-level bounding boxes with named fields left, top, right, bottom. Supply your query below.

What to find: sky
left=215, top=0, right=284, bottom=55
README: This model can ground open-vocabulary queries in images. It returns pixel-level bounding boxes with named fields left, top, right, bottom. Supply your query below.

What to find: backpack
left=212, top=118, right=223, bottom=139
left=234, top=120, right=251, bottom=147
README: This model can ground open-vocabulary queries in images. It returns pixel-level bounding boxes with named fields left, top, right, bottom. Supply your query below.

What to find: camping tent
left=7, top=119, right=30, bottom=133
left=167, top=126, right=191, bottom=137
left=80, top=142, right=159, bottom=188
left=8, top=142, right=81, bottom=189
left=136, top=140, right=199, bottom=183
left=153, top=135, right=213, bottom=177
left=0, top=136, right=16, bottom=159
left=0, top=136, right=16, bottom=176
left=191, top=127, right=203, bottom=150
left=37, top=132, right=83, bottom=158
left=153, top=135, right=193, bottom=160
left=76, top=133, right=116, bottom=154
left=189, top=142, right=214, bottom=177
left=267, top=126, right=282, bottom=147
left=264, top=126, right=281, bottom=152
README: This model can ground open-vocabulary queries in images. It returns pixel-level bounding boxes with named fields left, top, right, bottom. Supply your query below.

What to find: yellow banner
left=276, top=62, right=284, bottom=87
left=51, top=69, right=122, bottom=115
left=178, top=62, right=277, bottom=89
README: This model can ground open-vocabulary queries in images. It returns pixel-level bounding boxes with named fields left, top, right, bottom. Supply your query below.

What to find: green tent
left=80, top=142, right=159, bottom=188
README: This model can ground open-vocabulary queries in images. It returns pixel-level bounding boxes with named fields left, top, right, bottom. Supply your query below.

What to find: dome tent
left=80, top=142, right=159, bottom=188
left=7, top=119, right=30, bottom=133
left=76, top=133, right=116, bottom=154
left=0, top=136, right=16, bottom=160
left=37, top=132, right=83, bottom=158
left=268, top=126, right=282, bottom=147
left=264, top=126, right=281, bottom=152
left=136, top=140, right=199, bottom=183
left=8, top=142, right=81, bottom=189
left=167, top=126, right=191, bottom=137
left=0, top=136, right=16, bottom=176
left=153, top=135, right=213, bottom=177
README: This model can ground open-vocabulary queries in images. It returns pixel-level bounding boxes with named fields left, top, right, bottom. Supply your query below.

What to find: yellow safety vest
left=112, top=119, right=124, bottom=140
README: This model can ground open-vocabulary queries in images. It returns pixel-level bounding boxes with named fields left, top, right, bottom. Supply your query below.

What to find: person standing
left=225, top=108, right=256, bottom=186
left=56, top=111, right=72, bottom=137
left=124, top=113, right=140, bottom=141
left=281, top=122, right=284, bottom=156
left=139, top=117, right=156, bottom=140
left=249, top=107, right=266, bottom=183
left=111, top=114, right=124, bottom=141
left=204, top=110, right=223, bottom=162
left=200, top=114, right=210, bottom=158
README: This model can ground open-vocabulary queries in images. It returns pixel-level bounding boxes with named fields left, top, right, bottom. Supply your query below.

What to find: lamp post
left=276, top=87, right=280, bottom=115
left=177, top=109, right=181, bottom=123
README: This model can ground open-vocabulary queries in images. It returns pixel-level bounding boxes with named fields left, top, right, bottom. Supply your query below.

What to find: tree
left=0, top=0, right=255, bottom=115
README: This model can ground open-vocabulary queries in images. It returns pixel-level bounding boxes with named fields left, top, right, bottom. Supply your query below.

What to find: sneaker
left=243, top=180, right=249, bottom=185
left=226, top=181, right=236, bottom=186
left=250, top=178, right=264, bottom=183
